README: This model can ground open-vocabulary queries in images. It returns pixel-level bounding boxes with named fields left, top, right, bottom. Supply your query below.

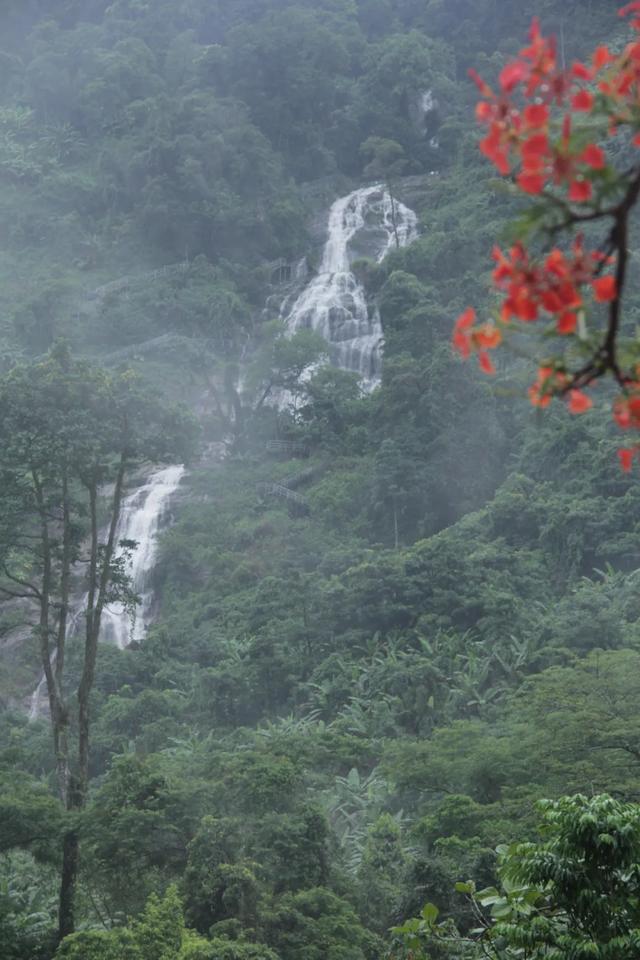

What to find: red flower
left=544, top=248, right=568, bottom=277
left=452, top=312, right=502, bottom=371
left=572, top=90, right=595, bottom=111
left=529, top=366, right=568, bottom=408
left=456, top=307, right=475, bottom=329
left=557, top=311, right=578, bottom=334
left=510, top=293, right=538, bottom=321
left=453, top=307, right=475, bottom=357
left=518, top=173, right=545, bottom=194
left=500, top=61, right=528, bottom=93
left=478, top=351, right=496, bottom=374
left=567, top=389, right=593, bottom=414
left=593, top=45, right=614, bottom=70
left=572, top=61, right=593, bottom=81
left=479, top=132, right=511, bottom=175
left=614, top=394, right=640, bottom=428
left=523, top=103, right=550, bottom=128
left=519, top=19, right=564, bottom=99
left=468, top=67, right=493, bottom=98
left=473, top=324, right=502, bottom=350
left=557, top=282, right=583, bottom=308
left=620, top=1, right=640, bottom=15
left=593, top=275, right=618, bottom=301
left=521, top=132, right=550, bottom=158
left=618, top=448, right=635, bottom=471
left=529, top=387, right=551, bottom=407
left=569, top=179, right=593, bottom=202
left=579, top=144, right=607, bottom=169
left=620, top=1, right=640, bottom=27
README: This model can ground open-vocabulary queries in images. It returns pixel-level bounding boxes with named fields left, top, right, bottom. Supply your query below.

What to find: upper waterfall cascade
left=283, top=185, right=418, bottom=387
left=28, top=464, right=184, bottom=719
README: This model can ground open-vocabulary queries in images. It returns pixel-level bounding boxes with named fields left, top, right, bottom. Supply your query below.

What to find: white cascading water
left=100, top=464, right=185, bottom=649
left=28, top=464, right=184, bottom=720
left=284, top=185, right=418, bottom=387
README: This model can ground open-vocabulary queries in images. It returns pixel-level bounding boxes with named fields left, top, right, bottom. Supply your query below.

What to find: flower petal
left=568, top=389, right=593, bottom=414
left=618, top=448, right=634, bottom=472
left=593, top=275, right=617, bottom=302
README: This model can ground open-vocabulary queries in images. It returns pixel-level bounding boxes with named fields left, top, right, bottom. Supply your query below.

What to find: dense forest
left=2, top=1, right=640, bottom=959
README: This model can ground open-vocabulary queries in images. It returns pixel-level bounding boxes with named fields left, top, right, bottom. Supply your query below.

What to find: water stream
left=283, top=184, right=418, bottom=387
left=28, top=464, right=184, bottom=720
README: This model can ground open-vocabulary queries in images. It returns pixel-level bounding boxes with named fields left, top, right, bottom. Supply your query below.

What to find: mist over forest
left=2, top=2, right=640, bottom=959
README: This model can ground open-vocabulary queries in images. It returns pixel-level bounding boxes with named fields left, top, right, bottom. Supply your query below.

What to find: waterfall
left=28, top=464, right=184, bottom=720
left=100, top=464, right=185, bottom=649
left=283, top=185, right=417, bottom=387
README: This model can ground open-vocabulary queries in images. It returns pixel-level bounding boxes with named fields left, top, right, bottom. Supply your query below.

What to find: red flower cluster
left=614, top=389, right=640, bottom=430
left=450, top=6, right=640, bottom=469
left=452, top=234, right=618, bottom=378
left=518, top=117, right=607, bottom=201
left=621, top=1, right=640, bottom=29
left=614, top=380, right=640, bottom=469
left=453, top=308, right=502, bottom=374
left=491, top=238, right=615, bottom=332
left=527, top=367, right=592, bottom=414
left=469, top=18, right=611, bottom=201
left=526, top=368, right=593, bottom=415
left=528, top=366, right=567, bottom=408
left=470, top=8, right=640, bottom=205
left=597, top=3, right=640, bottom=115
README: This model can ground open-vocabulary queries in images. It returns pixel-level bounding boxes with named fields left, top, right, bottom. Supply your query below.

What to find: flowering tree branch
left=453, top=2, right=640, bottom=470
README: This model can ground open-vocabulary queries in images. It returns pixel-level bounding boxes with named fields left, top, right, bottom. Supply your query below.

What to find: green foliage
left=180, top=940, right=280, bottom=960
left=0, top=853, right=58, bottom=960
left=184, top=816, right=260, bottom=933
left=492, top=794, right=640, bottom=958
left=54, top=929, right=142, bottom=960
left=356, top=813, right=407, bottom=933
left=132, top=885, right=185, bottom=960
left=55, top=886, right=200, bottom=960
left=397, top=795, right=640, bottom=960
left=0, top=774, right=64, bottom=862
left=261, top=887, right=379, bottom=960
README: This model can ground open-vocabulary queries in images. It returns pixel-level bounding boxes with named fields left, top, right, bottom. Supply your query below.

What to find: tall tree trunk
left=57, top=456, right=127, bottom=945
left=56, top=467, right=78, bottom=943
left=32, top=467, right=72, bottom=805
left=58, top=785, right=81, bottom=941
left=393, top=497, right=399, bottom=551
left=55, top=469, right=72, bottom=805
left=78, top=456, right=126, bottom=796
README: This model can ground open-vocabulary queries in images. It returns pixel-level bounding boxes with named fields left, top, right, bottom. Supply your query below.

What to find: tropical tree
left=394, top=794, right=640, bottom=959
left=0, top=344, right=195, bottom=941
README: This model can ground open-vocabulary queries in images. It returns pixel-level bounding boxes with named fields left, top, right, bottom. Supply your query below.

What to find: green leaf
left=477, top=886, right=500, bottom=904
left=491, top=900, right=513, bottom=919
left=455, top=881, right=475, bottom=894
left=421, top=903, right=439, bottom=926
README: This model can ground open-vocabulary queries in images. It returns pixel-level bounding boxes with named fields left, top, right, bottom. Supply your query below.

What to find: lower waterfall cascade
left=100, top=464, right=186, bottom=650
left=28, top=464, right=184, bottom=720
left=283, top=184, right=418, bottom=387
